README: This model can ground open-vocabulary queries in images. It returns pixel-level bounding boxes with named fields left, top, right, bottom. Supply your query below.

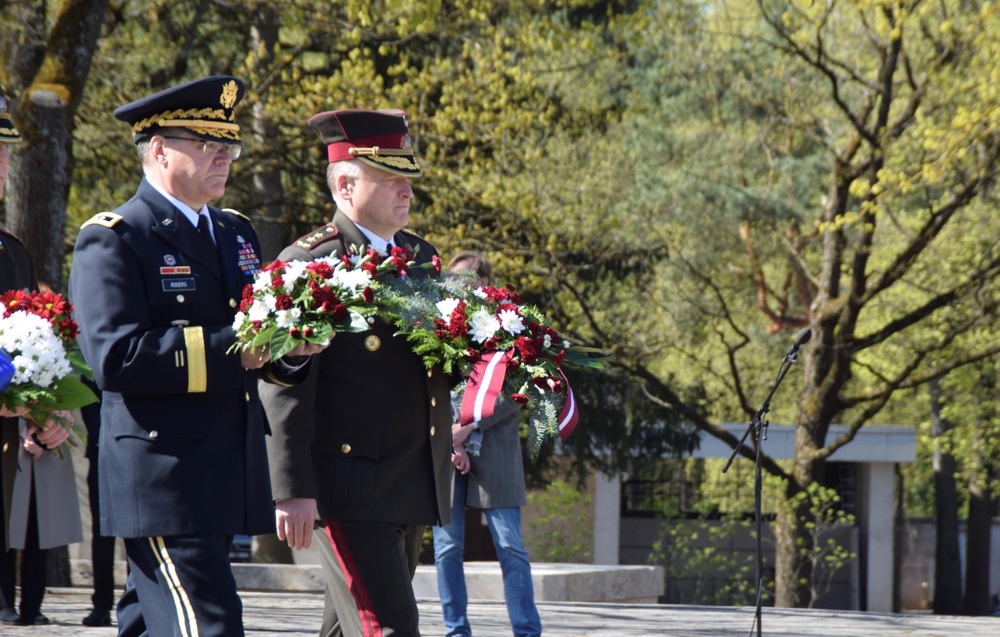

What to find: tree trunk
left=930, top=378, right=963, bottom=614
left=7, top=90, right=72, bottom=290
left=962, top=476, right=993, bottom=616
left=46, top=544, right=72, bottom=587
left=3, top=0, right=108, bottom=289
left=249, top=4, right=288, bottom=262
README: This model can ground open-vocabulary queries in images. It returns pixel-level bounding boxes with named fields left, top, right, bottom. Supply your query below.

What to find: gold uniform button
left=341, top=443, right=352, bottom=454
left=245, top=392, right=250, bottom=402
left=2, top=442, right=7, bottom=453
left=230, top=298, right=238, bottom=309
left=427, top=369, right=433, bottom=378
left=364, top=335, right=381, bottom=351
left=431, top=397, right=437, bottom=407
left=430, top=426, right=436, bottom=437
left=176, top=294, right=185, bottom=303
left=149, top=430, right=159, bottom=439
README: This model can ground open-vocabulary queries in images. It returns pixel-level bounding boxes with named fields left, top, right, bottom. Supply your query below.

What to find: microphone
left=784, top=328, right=812, bottom=361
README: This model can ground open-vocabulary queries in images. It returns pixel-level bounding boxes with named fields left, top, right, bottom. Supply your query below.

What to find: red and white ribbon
left=460, top=350, right=579, bottom=443
left=459, top=350, right=513, bottom=427
left=557, top=371, right=578, bottom=441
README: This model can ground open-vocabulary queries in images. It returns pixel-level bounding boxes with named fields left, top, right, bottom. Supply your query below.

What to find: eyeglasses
left=159, top=135, right=242, bottom=161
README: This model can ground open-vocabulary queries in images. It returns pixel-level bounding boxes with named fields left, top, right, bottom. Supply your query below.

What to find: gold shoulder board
left=399, top=228, right=426, bottom=241
left=295, top=224, right=340, bottom=250
left=82, top=212, right=123, bottom=229
left=222, top=208, right=251, bottom=222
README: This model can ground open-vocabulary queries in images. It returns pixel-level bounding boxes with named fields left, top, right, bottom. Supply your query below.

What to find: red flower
left=303, top=326, right=314, bottom=337
left=306, top=260, right=334, bottom=279
left=270, top=273, right=283, bottom=290
left=511, top=393, right=530, bottom=405
left=263, top=259, right=286, bottom=273
left=362, top=286, right=375, bottom=304
left=0, top=290, right=30, bottom=316
left=431, top=255, right=442, bottom=274
left=514, top=336, right=539, bottom=365
left=312, top=286, right=339, bottom=309
left=274, top=295, right=294, bottom=311
left=332, top=305, right=348, bottom=321
left=289, top=327, right=302, bottom=338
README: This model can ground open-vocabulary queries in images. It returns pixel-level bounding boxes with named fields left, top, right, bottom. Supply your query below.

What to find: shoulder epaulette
left=399, top=228, right=427, bottom=242
left=295, top=224, right=340, bottom=251
left=82, top=212, right=123, bottom=229
left=222, top=208, right=251, bottom=223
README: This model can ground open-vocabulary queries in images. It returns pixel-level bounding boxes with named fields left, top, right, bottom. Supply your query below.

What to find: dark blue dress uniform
left=68, top=76, right=283, bottom=637
left=258, top=110, right=454, bottom=637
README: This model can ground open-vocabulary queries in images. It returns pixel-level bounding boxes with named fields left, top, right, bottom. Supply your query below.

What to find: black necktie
left=197, top=213, right=215, bottom=246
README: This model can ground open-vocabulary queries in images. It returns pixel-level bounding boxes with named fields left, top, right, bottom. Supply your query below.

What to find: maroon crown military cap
left=113, top=75, right=246, bottom=144
left=0, top=83, right=22, bottom=143
left=307, top=109, right=421, bottom=177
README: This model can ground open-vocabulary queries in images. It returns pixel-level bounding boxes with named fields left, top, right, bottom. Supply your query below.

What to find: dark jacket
left=259, top=210, right=453, bottom=526
left=0, top=227, right=36, bottom=550
left=69, top=178, right=280, bottom=538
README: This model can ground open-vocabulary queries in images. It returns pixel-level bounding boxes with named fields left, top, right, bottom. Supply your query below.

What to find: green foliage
left=525, top=480, right=592, bottom=562
left=781, top=482, right=857, bottom=607
left=650, top=516, right=759, bottom=606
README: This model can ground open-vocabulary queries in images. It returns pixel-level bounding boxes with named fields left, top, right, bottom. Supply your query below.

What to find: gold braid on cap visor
left=349, top=146, right=417, bottom=170
left=131, top=107, right=241, bottom=141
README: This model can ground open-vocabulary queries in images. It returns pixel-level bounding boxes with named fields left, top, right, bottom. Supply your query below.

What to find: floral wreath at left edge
left=0, top=289, right=98, bottom=450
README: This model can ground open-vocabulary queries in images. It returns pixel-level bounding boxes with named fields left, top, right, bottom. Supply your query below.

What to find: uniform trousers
left=86, top=453, right=117, bottom=613
left=316, top=520, right=425, bottom=637
left=117, top=534, right=241, bottom=637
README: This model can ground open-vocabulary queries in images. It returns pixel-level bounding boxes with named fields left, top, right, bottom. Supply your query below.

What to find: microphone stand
left=722, top=338, right=805, bottom=637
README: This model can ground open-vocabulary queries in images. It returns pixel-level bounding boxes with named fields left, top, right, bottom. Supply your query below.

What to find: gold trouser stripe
left=264, top=365, right=293, bottom=387
left=148, top=536, right=200, bottom=637
left=183, top=327, right=207, bottom=393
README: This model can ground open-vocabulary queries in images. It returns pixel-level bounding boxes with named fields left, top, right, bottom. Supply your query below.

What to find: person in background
left=433, top=252, right=543, bottom=637
left=0, top=83, right=72, bottom=555
left=80, top=378, right=116, bottom=627
left=69, top=75, right=322, bottom=637
left=259, top=108, right=453, bottom=637
left=0, top=417, right=82, bottom=626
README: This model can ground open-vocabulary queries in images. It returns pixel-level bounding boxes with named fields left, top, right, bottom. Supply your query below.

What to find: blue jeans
left=433, top=471, right=542, bottom=637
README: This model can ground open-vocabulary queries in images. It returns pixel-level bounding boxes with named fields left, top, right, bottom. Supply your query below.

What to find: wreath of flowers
left=0, top=289, right=97, bottom=444
left=381, top=276, right=605, bottom=452
left=231, top=246, right=440, bottom=360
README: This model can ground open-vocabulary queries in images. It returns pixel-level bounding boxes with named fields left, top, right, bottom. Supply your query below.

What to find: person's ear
left=337, top=174, right=354, bottom=200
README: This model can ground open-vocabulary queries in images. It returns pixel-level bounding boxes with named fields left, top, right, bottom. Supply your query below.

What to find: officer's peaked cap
left=114, top=75, right=245, bottom=144
left=0, top=83, right=22, bottom=144
left=308, top=109, right=420, bottom=177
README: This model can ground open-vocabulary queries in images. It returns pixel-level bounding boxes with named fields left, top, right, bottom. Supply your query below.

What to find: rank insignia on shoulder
left=222, top=208, right=251, bottom=222
left=295, top=224, right=339, bottom=250
left=82, top=212, right=123, bottom=229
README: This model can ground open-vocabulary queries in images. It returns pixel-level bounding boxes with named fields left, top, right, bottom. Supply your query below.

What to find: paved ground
left=12, top=587, right=1000, bottom=636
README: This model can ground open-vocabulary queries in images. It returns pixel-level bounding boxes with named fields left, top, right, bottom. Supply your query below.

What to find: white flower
left=252, top=273, right=272, bottom=293
left=282, top=261, right=310, bottom=293
left=331, top=268, right=372, bottom=293
left=0, top=312, right=71, bottom=388
left=497, top=308, right=525, bottom=336
left=247, top=299, right=271, bottom=323
left=275, top=308, right=302, bottom=328
left=473, top=287, right=488, bottom=299
left=436, top=298, right=462, bottom=321
left=468, top=309, right=501, bottom=344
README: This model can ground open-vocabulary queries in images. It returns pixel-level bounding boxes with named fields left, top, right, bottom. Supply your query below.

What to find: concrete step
left=71, top=559, right=664, bottom=603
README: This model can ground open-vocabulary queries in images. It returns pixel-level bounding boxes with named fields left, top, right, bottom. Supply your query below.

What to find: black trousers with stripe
left=117, top=534, right=242, bottom=637
left=316, top=521, right=424, bottom=637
